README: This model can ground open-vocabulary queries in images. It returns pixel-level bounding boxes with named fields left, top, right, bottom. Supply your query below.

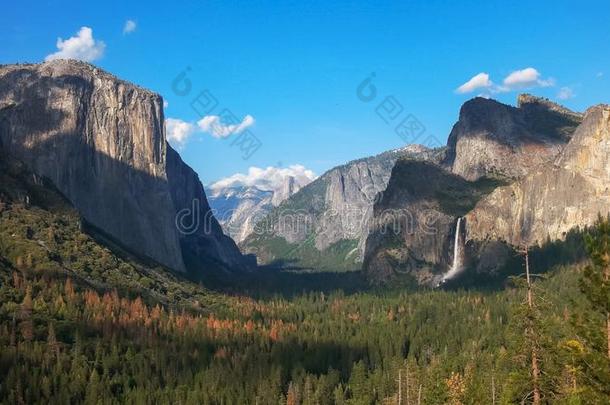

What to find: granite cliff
left=364, top=95, right=585, bottom=285
left=466, top=104, right=610, bottom=248
left=444, top=94, right=582, bottom=180
left=0, top=60, right=249, bottom=274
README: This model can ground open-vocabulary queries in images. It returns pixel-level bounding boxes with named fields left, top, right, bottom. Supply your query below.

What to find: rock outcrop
left=0, top=60, right=249, bottom=274
left=466, top=104, right=610, bottom=247
left=272, top=176, right=298, bottom=207
left=444, top=95, right=582, bottom=181
left=241, top=145, right=443, bottom=270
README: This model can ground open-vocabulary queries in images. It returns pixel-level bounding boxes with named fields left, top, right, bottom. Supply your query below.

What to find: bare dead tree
left=518, top=245, right=541, bottom=405
left=398, top=368, right=402, bottom=405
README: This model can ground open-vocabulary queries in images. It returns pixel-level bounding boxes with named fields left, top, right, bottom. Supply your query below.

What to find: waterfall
left=442, top=217, right=463, bottom=282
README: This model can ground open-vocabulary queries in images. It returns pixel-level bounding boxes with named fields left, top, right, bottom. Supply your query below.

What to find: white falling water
left=442, top=217, right=463, bottom=282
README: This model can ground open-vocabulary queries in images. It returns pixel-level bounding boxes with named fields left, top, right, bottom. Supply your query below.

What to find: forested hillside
left=1, top=154, right=609, bottom=403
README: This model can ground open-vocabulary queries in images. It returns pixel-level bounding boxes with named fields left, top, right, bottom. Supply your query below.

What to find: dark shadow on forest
left=209, top=263, right=373, bottom=300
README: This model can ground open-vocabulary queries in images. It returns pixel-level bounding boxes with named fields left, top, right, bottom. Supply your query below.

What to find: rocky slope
left=0, top=60, right=250, bottom=274
left=444, top=94, right=582, bottom=181
left=208, top=176, right=305, bottom=244
left=466, top=104, right=610, bottom=248
left=241, top=145, right=443, bottom=270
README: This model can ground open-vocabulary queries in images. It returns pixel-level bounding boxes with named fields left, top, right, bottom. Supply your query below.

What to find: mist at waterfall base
left=437, top=218, right=464, bottom=287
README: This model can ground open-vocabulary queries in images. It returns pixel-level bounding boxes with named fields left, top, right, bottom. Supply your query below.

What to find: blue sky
left=2, top=0, right=609, bottom=185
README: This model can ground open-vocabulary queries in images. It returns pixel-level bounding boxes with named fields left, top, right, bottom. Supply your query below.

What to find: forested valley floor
left=1, top=158, right=609, bottom=404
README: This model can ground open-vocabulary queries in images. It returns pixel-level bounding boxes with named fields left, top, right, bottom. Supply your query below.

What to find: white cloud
left=165, top=118, right=195, bottom=146
left=502, top=67, right=554, bottom=90
left=45, top=27, right=105, bottom=62
left=456, top=73, right=493, bottom=94
left=557, top=87, right=574, bottom=100
left=456, top=67, right=557, bottom=95
left=166, top=113, right=256, bottom=146
left=210, top=165, right=316, bottom=194
left=197, top=114, right=255, bottom=139
left=123, top=20, right=137, bottom=34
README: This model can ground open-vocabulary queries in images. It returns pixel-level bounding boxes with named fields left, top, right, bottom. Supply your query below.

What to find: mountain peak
left=1, top=60, right=161, bottom=101
left=517, top=93, right=583, bottom=120
left=445, top=94, right=582, bottom=181
left=459, top=96, right=510, bottom=116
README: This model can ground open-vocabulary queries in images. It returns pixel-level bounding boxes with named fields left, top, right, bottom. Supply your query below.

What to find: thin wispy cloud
left=456, top=67, right=555, bottom=95
left=45, top=27, right=105, bottom=62
left=123, top=20, right=137, bottom=34
left=557, top=87, right=574, bottom=100
left=198, top=115, right=255, bottom=139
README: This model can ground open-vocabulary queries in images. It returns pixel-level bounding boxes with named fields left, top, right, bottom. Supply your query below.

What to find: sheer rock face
left=362, top=161, right=459, bottom=285
left=165, top=147, right=249, bottom=272
left=444, top=95, right=582, bottom=181
left=466, top=105, right=610, bottom=247
left=0, top=60, right=248, bottom=273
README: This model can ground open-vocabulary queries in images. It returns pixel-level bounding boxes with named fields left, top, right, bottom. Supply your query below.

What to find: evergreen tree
left=348, top=361, right=373, bottom=405
left=572, top=216, right=610, bottom=399
left=286, top=382, right=300, bottom=405
left=20, top=287, right=34, bottom=342
left=47, top=322, right=59, bottom=362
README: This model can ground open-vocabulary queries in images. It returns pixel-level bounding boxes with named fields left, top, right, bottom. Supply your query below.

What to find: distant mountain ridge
left=1, top=59, right=601, bottom=288
left=208, top=174, right=305, bottom=244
